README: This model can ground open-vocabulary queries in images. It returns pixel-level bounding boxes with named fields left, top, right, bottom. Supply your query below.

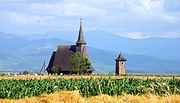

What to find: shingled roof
left=52, top=45, right=76, bottom=71
left=76, top=19, right=86, bottom=45
left=115, top=53, right=127, bottom=61
left=46, top=51, right=56, bottom=71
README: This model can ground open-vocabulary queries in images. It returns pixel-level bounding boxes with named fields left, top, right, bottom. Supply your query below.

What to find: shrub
left=22, top=70, right=31, bottom=75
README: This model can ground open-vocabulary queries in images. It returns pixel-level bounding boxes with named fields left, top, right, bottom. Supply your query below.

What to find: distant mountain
left=0, top=31, right=180, bottom=74
left=23, top=30, right=180, bottom=60
left=88, top=47, right=180, bottom=74
left=86, top=30, right=180, bottom=60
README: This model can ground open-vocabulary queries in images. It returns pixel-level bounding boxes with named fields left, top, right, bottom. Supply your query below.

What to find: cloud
left=0, top=0, right=179, bottom=38
left=29, top=2, right=106, bottom=17
left=128, top=0, right=163, bottom=14
left=64, top=3, right=106, bottom=17
left=8, top=12, right=55, bottom=25
left=120, top=32, right=150, bottom=39
left=124, top=0, right=180, bottom=23
left=9, top=12, right=28, bottom=24
left=117, top=31, right=180, bottom=39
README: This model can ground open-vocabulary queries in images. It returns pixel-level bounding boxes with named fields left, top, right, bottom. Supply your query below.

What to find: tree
left=69, top=52, right=82, bottom=75
left=22, top=70, right=31, bottom=75
left=51, top=65, right=60, bottom=75
left=69, top=52, right=91, bottom=75
left=81, top=56, right=91, bottom=74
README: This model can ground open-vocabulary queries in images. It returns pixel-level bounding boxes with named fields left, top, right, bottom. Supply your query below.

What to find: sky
left=0, top=0, right=180, bottom=39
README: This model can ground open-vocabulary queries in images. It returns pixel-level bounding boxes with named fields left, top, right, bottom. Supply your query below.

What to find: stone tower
left=115, top=53, right=127, bottom=75
left=76, top=19, right=87, bottom=57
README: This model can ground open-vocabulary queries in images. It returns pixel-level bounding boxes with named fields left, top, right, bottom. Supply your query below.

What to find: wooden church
left=46, top=19, right=94, bottom=74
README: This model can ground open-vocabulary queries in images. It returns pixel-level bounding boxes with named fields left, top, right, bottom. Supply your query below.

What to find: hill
left=0, top=31, right=180, bottom=74
left=31, top=30, right=180, bottom=60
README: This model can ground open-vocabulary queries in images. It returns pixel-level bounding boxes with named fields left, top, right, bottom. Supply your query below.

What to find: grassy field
left=0, top=75, right=179, bottom=103
left=0, top=91, right=180, bottom=103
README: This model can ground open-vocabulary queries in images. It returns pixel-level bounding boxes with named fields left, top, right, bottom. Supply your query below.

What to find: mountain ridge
left=0, top=31, right=179, bottom=74
left=18, top=29, right=180, bottom=60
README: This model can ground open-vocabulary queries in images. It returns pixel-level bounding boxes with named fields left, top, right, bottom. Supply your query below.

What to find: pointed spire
left=115, top=53, right=127, bottom=61
left=76, top=19, right=86, bottom=45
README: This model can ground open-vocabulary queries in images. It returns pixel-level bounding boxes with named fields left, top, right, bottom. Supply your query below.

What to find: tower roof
left=76, top=19, right=86, bottom=45
left=115, top=53, right=127, bottom=61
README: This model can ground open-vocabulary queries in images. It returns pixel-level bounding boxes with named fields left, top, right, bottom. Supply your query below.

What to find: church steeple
left=76, top=19, right=86, bottom=45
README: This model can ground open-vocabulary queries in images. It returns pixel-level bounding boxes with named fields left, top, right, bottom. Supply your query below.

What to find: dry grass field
left=0, top=75, right=179, bottom=80
left=0, top=91, right=180, bottom=103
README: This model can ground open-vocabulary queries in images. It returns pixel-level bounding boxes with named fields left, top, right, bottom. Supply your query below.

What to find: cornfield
left=0, top=77, right=179, bottom=99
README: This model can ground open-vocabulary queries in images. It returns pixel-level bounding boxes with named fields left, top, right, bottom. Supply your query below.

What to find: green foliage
left=69, top=52, right=91, bottom=74
left=81, top=56, right=91, bottom=72
left=69, top=52, right=82, bottom=74
left=51, top=67, right=60, bottom=74
left=22, top=70, right=31, bottom=75
left=0, top=78, right=179, bottom=99
left=0, top=74, right=7, bottom=77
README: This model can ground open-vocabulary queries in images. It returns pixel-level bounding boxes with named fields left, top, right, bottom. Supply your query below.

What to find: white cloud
left=118, top=31, right=180, bottom=39
left=124, top=0, right=180, bottom=23
left=117, top=32, right=150, bottom=39
left=9, top=12, right=28, bottom=24
left=8, top=12, right=55, bottom=25
left=7, top=0, right=179, bottom=23
left=139, top=0, right=163, bottom=10
left=127, top=0, right=163, bottom=12
left=64, top=3, right=106, bottom=17
left=0, top=0, right=180, bottom=37
left=29, top=2, right=106, bottom=17
left=128, top=1, right=160, bottom=16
